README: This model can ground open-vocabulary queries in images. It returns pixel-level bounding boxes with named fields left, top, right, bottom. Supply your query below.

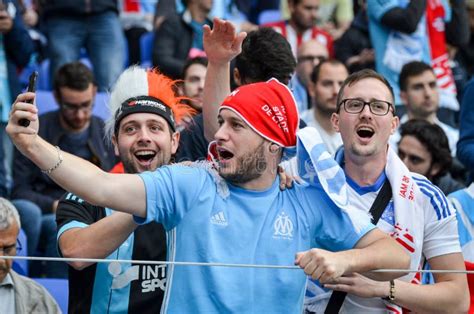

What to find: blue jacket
left=11, top=111, right=117, bottom=212
left=457, top=78, right=474, bottom=183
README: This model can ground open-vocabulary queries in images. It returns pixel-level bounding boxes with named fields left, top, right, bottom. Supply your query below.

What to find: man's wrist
left=382, top=280, right=396, bottom=301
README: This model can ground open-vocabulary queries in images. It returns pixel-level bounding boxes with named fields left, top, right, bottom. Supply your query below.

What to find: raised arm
left=295, top=228, right=410, bottom=283
left=202, top=18, right=246, bottom=141
left=7, top=92, right=146, bottom=217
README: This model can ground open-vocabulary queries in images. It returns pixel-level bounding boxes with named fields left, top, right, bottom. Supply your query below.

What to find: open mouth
left=134, top=150, right=157, bottom=165
left=356, top=126, right=375, bottom=139
left=217, top=147, right=234, bottom=161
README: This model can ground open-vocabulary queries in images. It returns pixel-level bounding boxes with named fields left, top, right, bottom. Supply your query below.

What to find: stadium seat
left=12, top=229, right=28, bottom=276
left=140, top=31, right=154, bottom=68
left=258, top=10, right=281, bottom=25
left=34, top=278, right=69, bottom=313
left=35, top=90, right=111, bottom=121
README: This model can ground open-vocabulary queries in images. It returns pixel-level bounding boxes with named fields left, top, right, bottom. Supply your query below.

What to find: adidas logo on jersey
left=210, top=211, right=228, bottom=226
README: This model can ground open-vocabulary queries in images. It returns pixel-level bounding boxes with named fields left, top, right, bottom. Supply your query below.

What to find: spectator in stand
left=390, top=61, right=459, bottom=156
left=457, top=78, right=474, bottom=184
left=398, top=119, right=464, bottom=195
left=0, top=0, right=35, bottom=197
left=317, top=0, right=353, bottom=40
left=56, top=67, right=193, bottom=313
left=263, top=0, right=334, bottom=57
left=11, top=62, right=116, bottom=278
left=300, top=59, right=348, bottom=155
left=120, top=0, right=157, bottom=65
left=290, top=39, right=328, bottom=112
left=152, top=0, right=213, bottom=79
left=176, top=27, right=296, bottom=161
left=0, top=198, right=60, bottom=313
left=335, top=0, right=375, bottom=73
left=40, top=0, right=125, bottom=91
left=367, top=0, right=470, bottom=124
left=180, top=56, right=208, bottom=112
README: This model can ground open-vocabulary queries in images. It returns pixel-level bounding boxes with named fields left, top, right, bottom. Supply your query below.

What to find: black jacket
left=12, top=111, right=116, bottom=212
left=152, top=10, right=212, bottom=79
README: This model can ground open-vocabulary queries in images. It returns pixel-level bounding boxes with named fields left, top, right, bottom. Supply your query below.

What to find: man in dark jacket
left=152, top=0, right=213, bottom=79
left=39, top=0, right=125, bottom=91
left=11, top=62, right=116, bottom=277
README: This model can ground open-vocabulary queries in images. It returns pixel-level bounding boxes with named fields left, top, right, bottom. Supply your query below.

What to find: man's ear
left=112, top=134, right=120, bottom=157
left=233, top=68, right=241, bottom=86
left=171, top=131, right=180, bottom=155
left=331, top=112, right=340, bottom=132
left=400, top=90, right=408, bottom=106
left=429, top=163, right=442, bottom=178
left=390, top=115, right=400, bottom=135
left=269, top=143, right=280, bottom=154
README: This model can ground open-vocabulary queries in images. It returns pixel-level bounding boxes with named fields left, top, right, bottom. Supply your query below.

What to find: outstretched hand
left=203, top=18, right=247, bottom=65
left=6, top=92, right=39, bottom=155
left=295, top=248, right=351, bottom=284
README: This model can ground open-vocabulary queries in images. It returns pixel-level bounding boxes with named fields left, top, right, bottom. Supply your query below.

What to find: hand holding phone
left=19, top=71, right=38, bottom=127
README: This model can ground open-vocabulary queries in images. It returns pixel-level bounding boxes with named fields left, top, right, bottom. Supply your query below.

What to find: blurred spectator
left=455, top=0, right=474, bottom=79
left=0, top=198, right=60, bottom=313
left=390, top=61, right=459, bottom=156
left=367, top=0, right=470, bottom=120
left=317, top=0, right=353, bottom=40
left=180, top=56, right=208, bottom=112
left=152, top=0, right=213, bottom=79
left=289, top=39, right=328, bottom=112
left=154, top=0, right=177, bottom=30
left=457, top=78, right=474, bottom=184
left=334, top=0, right=375, bottom=73
left=300, top=59, right=348, bottom=154
left=120, top=0, right=157, bottom=65
left=176, top=26, right=296, bottom=161
left=11, top=62, right=116, bottom=278
left=398, top=119, right=464, bottom=195
left=0, top=0, right=35, bottom=196
left=40, top=0, right=125, bottom=91
left=263, top=0, right=334, bottom=57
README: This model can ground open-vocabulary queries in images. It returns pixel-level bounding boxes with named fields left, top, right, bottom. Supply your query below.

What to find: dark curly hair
left=235, top=27, right=296, bottom=85
left=399, top=119, right=452, bottom=179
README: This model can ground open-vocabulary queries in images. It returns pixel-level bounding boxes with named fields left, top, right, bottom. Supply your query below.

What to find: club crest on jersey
left=273, top=211, right=293, bottom=240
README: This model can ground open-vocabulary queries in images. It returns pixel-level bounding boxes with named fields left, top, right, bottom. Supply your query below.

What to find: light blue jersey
left=135, top=165, right=374, bottom=313
left=367, top=0, right=450, bottom=105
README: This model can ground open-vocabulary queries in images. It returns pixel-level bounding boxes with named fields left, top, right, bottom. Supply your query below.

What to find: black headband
left=114, top=96, right=175, bottom=134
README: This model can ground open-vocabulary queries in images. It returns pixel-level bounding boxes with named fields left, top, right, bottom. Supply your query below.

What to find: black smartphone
left=19, top=71, right=38, bottom=127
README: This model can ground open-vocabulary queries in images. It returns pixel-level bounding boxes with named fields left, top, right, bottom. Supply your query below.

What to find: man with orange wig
left=54, top=66, right=193, bottom=313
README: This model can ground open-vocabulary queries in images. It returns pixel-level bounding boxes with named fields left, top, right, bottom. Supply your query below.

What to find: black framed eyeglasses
left=339, top=98, right=393, bottom=116
left=60, top=101, right=94, bottom=113
left=297, top=55, right=326, bottom=64
left=0, top=239, right=22, bottom=256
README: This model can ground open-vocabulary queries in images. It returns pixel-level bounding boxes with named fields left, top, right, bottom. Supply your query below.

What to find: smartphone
left=19, top=71, right=38, bottom=127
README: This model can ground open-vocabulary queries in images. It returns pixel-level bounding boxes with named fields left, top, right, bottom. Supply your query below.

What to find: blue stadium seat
left=258, top=10, right=282, bottom=25
left=140, top=32, right=154, bottom=68
left=12, top=229, right=28, bottom=276
left=35, top=90, right=111, bottom=121
left=34, top=278, right=68, bottom=313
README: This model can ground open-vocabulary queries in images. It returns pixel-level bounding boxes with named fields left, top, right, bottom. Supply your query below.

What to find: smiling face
left=113, top=113, right=179, bottom=174
left=214, top=109, right=274, bottom=186
left=332, top=78, right=399, bottom=160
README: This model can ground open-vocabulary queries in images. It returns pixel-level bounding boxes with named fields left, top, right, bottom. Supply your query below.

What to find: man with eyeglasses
left=0, top=197, right=60, bottom=313
left=304, top=69, right=468, bottom=313
left=10, top=61, right=116, bottom=278
left=290, top=39, right=329, bottom=112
